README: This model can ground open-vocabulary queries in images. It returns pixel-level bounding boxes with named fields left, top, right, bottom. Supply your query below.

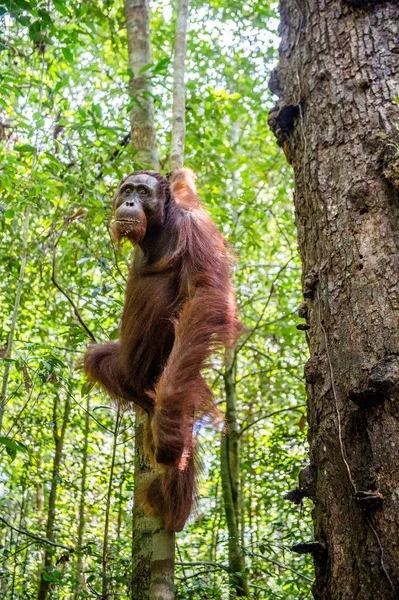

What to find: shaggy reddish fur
left=84, top=168, right=239, bottom=531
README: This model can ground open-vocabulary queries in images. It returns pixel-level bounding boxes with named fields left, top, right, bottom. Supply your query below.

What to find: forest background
left=0, top=0, right=314, bottom=598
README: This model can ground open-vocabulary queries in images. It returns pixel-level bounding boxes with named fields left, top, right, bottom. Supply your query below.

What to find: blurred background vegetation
left=0, top=0, right=313, bottom=597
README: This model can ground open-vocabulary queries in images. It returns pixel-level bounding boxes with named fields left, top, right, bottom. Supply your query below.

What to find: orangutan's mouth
left=116, top=219, right=141, bottom=224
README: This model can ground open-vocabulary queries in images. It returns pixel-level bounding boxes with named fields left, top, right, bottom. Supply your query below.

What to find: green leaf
left=153, top=57, right=170, bottom=75
left=81, top=381, right=94, bottom=396
left=14, top=0, right=33, bottom=9
left=61, top=47, right=73, bottom=63
left=28, top=20, right=44, bottom=42
left=53, top=76, right=69, bottom=94
left=42, top=568, right=62, bottom=582
left=15, top=144, right=36, bottom=153
left=92, top=104, right=102, bottom=118
left=53, top=0, right=68, bottom=15
left=16, top=14, right=31, bottom=25
left=0, top=437, right=29, bottom=461
left=138, top=63, right=153, bottom=74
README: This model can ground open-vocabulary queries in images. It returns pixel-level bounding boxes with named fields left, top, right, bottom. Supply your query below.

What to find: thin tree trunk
left=170, top=0, right=190, bottom=171
left=36, top=452, right=45, bottom=528
left=124, top=0, right=159, bottom=169
left=1, top=55, right=45, bottom=431
left=74, top=395, right=90, bottom=600
left=270, top=2, right=399, bottom=599
left=123, top=1, right=182, bottom=598
left=131, top=410, right=153, bottom=600
left=10, top=476, right=27, bottom=599
left=37, top=393, right=70, bottom=600
left=150, top=524, right=175, bottom=600
left=123, top=3, right=166, bottom=598
left=0, top=204, right=31, bottom=431
left=117, top=443, right=127, bottom=544
left=148, top=3, right=192, bottom=591
left=221, top=350, right=249, bottom=598
left=102, top=409, right=121, bottom=599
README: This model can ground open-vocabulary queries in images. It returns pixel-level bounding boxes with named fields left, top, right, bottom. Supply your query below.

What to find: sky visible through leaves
left=0, top=1, right=313, bottom=598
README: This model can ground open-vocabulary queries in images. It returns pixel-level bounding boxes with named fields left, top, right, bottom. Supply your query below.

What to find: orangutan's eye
left=124, top=185, right=134, bottom=194
left=138, top=186, right=148, bottom=196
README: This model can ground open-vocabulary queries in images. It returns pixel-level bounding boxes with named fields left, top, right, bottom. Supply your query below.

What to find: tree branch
left=0, top=516, right=73, bottom=551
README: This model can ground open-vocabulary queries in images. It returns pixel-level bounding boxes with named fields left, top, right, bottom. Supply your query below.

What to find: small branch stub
left=286, top=464, right=316, bottom=504
left=303, top=269, right=318, bottom=300
left=350, top=355, right=399, bottom=408
left=292, top=541, right=327, bottom=560
left=304, top=355, right=320, bottom=384
left=296, top=323, right=311, bottom=331
left=268, top=103, right=302, bottom=146
left=286, top=488, right=305, bottom=505
left=298, top=301, right=308, bottom=319
left=354, top=490, right=384, bottom=511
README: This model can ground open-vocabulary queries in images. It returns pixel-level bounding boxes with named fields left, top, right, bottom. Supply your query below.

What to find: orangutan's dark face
left=113, top=173, right=164, bottom=244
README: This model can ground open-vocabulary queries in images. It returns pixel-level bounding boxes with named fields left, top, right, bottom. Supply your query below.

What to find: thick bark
left=221, top=351, right=249, bottom=598
left=270, top=2, right=399, bottom=599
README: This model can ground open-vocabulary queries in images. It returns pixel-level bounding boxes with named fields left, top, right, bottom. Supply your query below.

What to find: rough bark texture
left=150, top=521, right=175, bottom=600
left=270, top=1, right=399, bottom=599
left=131, top=411, right=153, bottom=600
left=124, top=0, right=159, bottom=169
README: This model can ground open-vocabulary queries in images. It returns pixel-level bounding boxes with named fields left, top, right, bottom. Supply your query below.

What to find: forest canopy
left=0, top=1, right=314, bottom=598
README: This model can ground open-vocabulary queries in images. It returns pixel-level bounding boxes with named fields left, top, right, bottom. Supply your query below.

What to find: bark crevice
left=271, top=1, right=399, bottom=598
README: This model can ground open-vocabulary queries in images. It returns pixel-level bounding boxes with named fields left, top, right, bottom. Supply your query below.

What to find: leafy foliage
left=0, top=0, right=312, bottom=598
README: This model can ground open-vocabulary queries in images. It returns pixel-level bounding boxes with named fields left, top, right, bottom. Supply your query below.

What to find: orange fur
left=84, top=168, right=240, bottom=531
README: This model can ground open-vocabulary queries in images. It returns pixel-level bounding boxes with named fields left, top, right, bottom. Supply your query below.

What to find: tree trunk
left=0, top=204, right=31, bottom=431
left=131, top=411, right=153, bottom=600
left=124, top=0, right=159, bottom=169
left=37, top=394, right=70, bottom=600
left=270, top=2, right=399, bottom=599
left=123, top=3, right=177, bottom=599
left=149, top=523, right=175, bottom=600
left=74, top=396, right=90, bottom=600
left=170, top=0, right=189, bottom=171
left=102, top=409, right=121, bottom=599
left=10, top=475, right=27, bottom=599
left=221, top=351, right=249, bottom=598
